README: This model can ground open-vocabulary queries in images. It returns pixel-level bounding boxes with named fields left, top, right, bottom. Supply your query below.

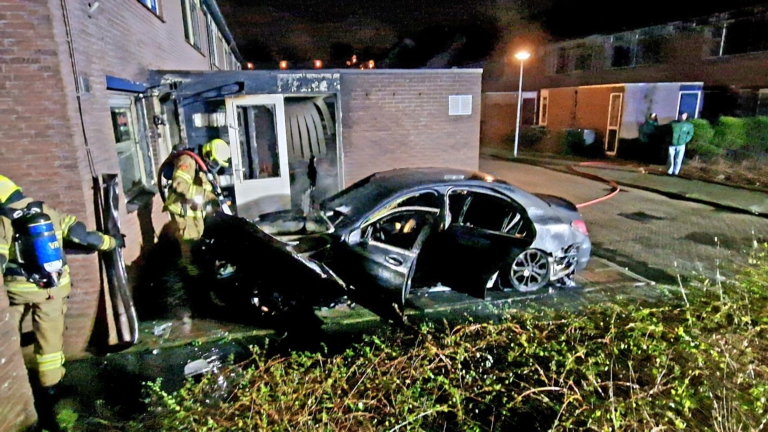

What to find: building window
left=574, top=47, right=593, bottom=72
left=138, top=0, right=160, bottom=15
left=181, top=0, right=202, bottom=50
left=206, top=12, right=219, bottom=68
left=110, top=97, right=154, bottom=196
left=721, top=15, right=768, bottom=56
left=758, top=90, right=768, bottom=116
left=555, top=47, right=570, bottom=74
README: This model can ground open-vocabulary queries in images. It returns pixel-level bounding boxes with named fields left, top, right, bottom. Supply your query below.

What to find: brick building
left=482, top=5, right=768, bottom=153
left=0, top=0, right=241, bottom=429
left=150, top=69, right=482, bottom=218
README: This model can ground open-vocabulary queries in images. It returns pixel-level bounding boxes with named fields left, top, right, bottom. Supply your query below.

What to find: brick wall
left=0, top=3, right=224, bottom=423
left=0, top=283, right=37, bottom=431
left=43, top=0, right=215, bottom=356
left=340, top=70, right=482, bottom=186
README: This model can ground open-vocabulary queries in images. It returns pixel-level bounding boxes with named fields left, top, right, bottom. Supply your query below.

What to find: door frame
left=676, top=90, right=701, bottom=119
left=605, top=92, right=624, bottom=156
left=225, top=94, right=291, bottom=213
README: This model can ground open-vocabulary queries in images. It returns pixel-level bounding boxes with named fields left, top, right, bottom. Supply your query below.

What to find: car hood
left=202, top=214, right=346, bottom=294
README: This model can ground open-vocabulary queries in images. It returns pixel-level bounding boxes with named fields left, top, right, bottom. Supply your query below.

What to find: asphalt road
left=480, top=157, right=768, bottom=283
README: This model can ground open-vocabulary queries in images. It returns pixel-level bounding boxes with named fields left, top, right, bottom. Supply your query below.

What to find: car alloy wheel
left=510, top=249, right=550, bottom=292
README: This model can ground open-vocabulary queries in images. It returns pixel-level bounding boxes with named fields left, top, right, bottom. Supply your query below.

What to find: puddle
left=683, top=231, right=766, bottom=250
left=618, top=211, right=665, bottom=222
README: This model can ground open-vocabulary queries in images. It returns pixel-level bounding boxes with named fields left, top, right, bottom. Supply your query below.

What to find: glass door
left=226, top=95, right=291, bottom=218
left=605, top=92, right=623, bottom=155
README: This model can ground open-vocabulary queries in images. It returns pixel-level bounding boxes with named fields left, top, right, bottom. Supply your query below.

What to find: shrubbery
left=503, top=126, right=549, bottom=150
left=141, top=249, right=768, bottom=432
left=712, top=117, right=748, bottom=151
left=689, top=118, right=722, bottom=158
left=690, top=116, right=768, bottom=159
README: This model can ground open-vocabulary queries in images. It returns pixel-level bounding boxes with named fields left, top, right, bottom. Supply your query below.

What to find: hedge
left=688, top=118, right=722, bottom=158
left=745, top=116, right=768, bottom=153
left=712, top=116, right=748, bottom=150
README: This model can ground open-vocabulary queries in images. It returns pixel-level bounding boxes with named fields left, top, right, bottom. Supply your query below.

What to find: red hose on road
left=568, top=162, right=622, bottom=209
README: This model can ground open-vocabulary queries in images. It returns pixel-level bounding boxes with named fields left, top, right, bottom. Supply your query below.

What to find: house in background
left=482, top=5, right=768, bottom=154
left=538, top=82, right=703, bottom=155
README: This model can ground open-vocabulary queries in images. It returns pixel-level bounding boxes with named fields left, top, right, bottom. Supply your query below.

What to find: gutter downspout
left=202, top=0, right=243, bottom=63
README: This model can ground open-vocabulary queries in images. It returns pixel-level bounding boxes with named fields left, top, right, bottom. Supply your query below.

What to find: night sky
left=218, top=0, right=767, bottom=67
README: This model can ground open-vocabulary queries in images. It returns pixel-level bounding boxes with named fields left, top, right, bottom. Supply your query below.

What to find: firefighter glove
left=114, top=233, right=126, bottom=249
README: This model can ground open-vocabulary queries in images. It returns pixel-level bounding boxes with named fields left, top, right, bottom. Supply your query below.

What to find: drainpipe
left=202, top=0, right=243, bottom=63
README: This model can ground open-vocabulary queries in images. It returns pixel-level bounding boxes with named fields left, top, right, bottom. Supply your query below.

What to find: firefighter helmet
left=202, top=139, right=231, bottom=169
left=0, top=175, right=22, bottom=205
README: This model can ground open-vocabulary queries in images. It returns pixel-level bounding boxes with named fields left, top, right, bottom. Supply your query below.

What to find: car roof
left=322, top=168, right=544, bottom=227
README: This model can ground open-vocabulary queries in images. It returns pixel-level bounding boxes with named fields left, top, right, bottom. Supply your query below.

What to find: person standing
left=0, top=175, right=124, bottom=389
left=162, top=139, right=230, bottom=242
left=639, top=113, right=660, bottom=164
left=668, top=112, right=694, bottom=176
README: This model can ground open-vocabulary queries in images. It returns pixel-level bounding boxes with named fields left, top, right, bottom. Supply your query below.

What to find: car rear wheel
left=506, top=249, right=550, bottom=292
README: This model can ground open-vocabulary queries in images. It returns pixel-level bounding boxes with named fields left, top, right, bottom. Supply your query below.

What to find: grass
left=136, top=247, right=768, bottom=431
left=686, top=156, right=768, bottom=190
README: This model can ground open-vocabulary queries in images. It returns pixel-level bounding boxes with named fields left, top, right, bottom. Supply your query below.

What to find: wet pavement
left=479, top=156, right=768, bottom=283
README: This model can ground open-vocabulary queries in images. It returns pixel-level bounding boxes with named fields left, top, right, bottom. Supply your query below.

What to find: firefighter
left=163, top=139, right=231, bottom=242
left=0, top=174, right=125, bottom=388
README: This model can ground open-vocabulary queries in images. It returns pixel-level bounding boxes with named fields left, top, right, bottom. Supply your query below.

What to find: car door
left=419, top=188, right=534, bottom=298
left=335, top=207, right=438, bottom=305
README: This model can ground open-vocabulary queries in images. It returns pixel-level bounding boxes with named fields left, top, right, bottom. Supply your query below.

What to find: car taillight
left=572, top=220, right=589, bottom=236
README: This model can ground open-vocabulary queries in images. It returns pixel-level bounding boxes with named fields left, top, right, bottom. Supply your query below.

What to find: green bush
left=142, top=250, right=768, bottom=432
left=688, top=118, right=722, bottom=158
left=745, top=116, right=768, bottom=153
left=713, top=116, right=747, bottom=150
left=504, top=126, right=549, bottom=150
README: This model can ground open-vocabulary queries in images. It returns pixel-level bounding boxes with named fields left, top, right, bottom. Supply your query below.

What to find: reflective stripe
left=37, top=352, right=65, bottom=371
left=174, top=170, right=194, bottom=184
left=5, top=272, right=71, bottom=291
left=164, top=203, right=202, bottom=218
left=61, top=215, right=77, bottom=235
left=0, top=244, right=9, bottom=254
left=98, top=235, right=114, bottom=251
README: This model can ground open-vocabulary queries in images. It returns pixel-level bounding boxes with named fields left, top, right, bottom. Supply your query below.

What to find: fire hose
left=568, top=162, right=623, bottom=209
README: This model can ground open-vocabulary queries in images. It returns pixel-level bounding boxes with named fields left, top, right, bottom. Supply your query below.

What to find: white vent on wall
left=192, top=112, right=227, bottom=128
left=449, top=95, right=472, bottom=116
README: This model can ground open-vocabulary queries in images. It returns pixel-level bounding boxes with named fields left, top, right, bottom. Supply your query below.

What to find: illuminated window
left=138, top=0, right=160, bottom=15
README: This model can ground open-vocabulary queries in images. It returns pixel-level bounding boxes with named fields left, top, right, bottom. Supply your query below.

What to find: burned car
left=247, top=168, right=591, bottom=310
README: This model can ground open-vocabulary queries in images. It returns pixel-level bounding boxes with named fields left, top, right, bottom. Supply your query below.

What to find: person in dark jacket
left=639, top=113, right=659, bottom=143
left=667, top=112, right=694, bottom=176
left=638, top=113, right=660, bottom=164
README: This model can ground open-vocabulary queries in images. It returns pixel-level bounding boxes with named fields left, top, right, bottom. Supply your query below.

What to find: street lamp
left=513, top=50, right=531, bottom=158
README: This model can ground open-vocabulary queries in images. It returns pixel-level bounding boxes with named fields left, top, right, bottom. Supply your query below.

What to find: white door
left=226, top=95, right=291, bottom=218
left=605, top=92, right=623, bottom=155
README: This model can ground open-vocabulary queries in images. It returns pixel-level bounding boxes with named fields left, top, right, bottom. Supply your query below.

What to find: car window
left=365, top=210, right=435, bottom=251
left=365, top=190, right=441, bottom=226
left=396, top=191, right=441, bottom=209
left=448, top=190, right=517, bottom=232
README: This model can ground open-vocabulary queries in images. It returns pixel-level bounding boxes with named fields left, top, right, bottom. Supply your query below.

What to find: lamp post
left=513, top=51, right=530, bottom=158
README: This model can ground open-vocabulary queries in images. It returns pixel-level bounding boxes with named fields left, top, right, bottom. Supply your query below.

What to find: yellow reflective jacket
left=0, top=198, right=115, bottom=291
left=163, top=154, right=216, bottom=218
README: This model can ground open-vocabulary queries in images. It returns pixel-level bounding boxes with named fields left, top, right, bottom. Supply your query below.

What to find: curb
left=490, top=155, right=768, bottom=219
